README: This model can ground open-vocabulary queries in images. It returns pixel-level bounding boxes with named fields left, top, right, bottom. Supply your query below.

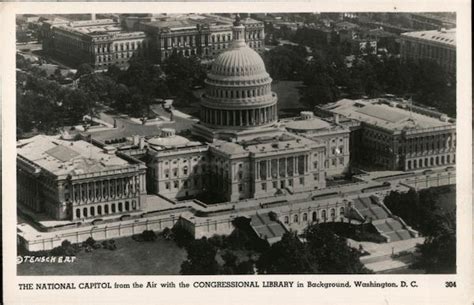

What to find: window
left=332, top=159, right=336, bottom=166
left=288, top=179, right=293, bottom=186
left=173, top=168, right=178, bottom=177
left=173, top=181, right=179, bottom=188
left=313, top=173, right=319, bottom=181
left=238, top=184, right=243, bottom=192
left=303, top=213, right=308, bottom=221
left=272, top=181, right=277, bottom=188
left=165, top=182, right=170, bottom=190
left=238, top=172, right=243, bottom=180
left=293, top=214, right=298, bottom=223
left=183, top=181, right=188, bottom=188
left=299, top=177, right=304, bottom=185
left=261, top=183, right=266, bottom=190
left=313, top=161, right=318, bottom=169
left=284, top=216, right=289, bottom=224
left=164, top=169, right=169, bottom=178
left=183, top=166, right=188, bottom=175
left=339, top=157, right=344, bottom=165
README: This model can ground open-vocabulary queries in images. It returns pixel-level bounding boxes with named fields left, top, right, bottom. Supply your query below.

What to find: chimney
left=139, top=137, right=146, bottom=149
left=333, top=113, right=340, bottom=124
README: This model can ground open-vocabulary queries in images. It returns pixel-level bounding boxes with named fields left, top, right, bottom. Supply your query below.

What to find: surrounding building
left=400, top=28, right=456, bottom=74
left=40, top=14, right=264, bottom=68
left=315, top=98, right=456, bottom=171
left=140, top=14, right=264, bottom=62
left=41, top=18, right=149, bottom=70
left=17, top=134, right=147, bottom=220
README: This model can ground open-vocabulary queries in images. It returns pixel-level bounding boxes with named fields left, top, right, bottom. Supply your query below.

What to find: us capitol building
left=17, top=17, right=454, bottom=251
left=147, top=17, right=350, bottom=203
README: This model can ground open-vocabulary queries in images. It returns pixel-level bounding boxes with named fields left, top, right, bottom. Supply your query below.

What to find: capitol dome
left=200, top=16, right=278, bottom=131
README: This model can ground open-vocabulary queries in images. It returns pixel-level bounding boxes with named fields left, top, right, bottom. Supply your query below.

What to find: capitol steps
left=351, top=196, right=416, bottom=242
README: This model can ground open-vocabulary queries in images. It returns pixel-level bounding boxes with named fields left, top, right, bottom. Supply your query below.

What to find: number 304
left=445, top=281, right=456, bottom=288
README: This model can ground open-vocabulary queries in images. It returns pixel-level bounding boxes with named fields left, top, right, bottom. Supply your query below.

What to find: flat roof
left=324, top=99, right=454, bottom=131
left=401, top=29, right=456, bottom=47
left=17, top=135, right=132, bottom=177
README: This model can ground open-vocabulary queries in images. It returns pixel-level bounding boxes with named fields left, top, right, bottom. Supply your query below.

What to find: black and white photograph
left=1, top=2, right=472, bottom=304
left=13, top=11, right=459, bottom=276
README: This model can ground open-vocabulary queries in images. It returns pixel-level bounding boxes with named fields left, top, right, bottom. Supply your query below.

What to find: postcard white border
left=1, top=1, right=472, bottom=304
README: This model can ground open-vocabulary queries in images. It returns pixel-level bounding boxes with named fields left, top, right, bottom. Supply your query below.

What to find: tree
left=304, top=225, right=371, bottom=274
left=383, top=188, right=443, bottom=236
left=257, top=231, right=318, bottom=274
left=263, top=45, right=307, bottom=80
left=412, top=213, right=456, bottom=273
left=180, top=238, right=220, bottom=275
left=75, top=63, right=94, bottom=79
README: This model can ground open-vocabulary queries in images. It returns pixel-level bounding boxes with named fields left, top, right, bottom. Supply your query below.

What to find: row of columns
left=283, top=207, right=345, bottom=224
left=256, top=155, right=308, bottom=181
left=71, top=175, right=144, bottom=204
left=202, top=105, right=277, bottom=127
left=208, top=85, right=271, bottom=99
left=404, top=133, right=455, bottom=155
left=406, top=153, right=455, bottom=170
left=162, top=35, right=198, bottom=48
left=73, top=200, right=138, bottom=220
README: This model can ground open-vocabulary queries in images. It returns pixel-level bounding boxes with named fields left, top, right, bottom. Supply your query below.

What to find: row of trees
left=17, top=55, right=94, bottom=136
left=257, top=226, right=371, bottom=274
left=384, top=187, right=456, bottom=273
left=16, top=52, right=207, bottom=136
left=263, top=44, right=456, bottom=117
left=180, top=224, right=371, bottom=275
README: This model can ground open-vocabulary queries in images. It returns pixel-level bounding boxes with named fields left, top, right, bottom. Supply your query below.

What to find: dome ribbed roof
left=210, top=45, right=267, bottom=77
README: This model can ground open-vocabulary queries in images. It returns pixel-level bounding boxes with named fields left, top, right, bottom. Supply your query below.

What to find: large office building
left=316, top=98, right=456, bottom=171
left=400, top=28, right=456, bottom=74
left=17, top=135, right=147, bottom=220
left=139, top=14, right=264, bottom=62
left=41, top=18, right=149, bottom=70
left=40, top=14, right=264, bottom=68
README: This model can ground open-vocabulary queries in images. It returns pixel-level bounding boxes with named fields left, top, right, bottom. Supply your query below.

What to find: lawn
left=17, top=236, right=187, bottom=275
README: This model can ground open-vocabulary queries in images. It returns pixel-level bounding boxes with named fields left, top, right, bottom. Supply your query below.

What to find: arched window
left=330, top=208, right=336, bottom=217
left=339, top=207, right=345, bottom=215
left=284, top=216, right=289, bottom=224
left=104, top=205, right=109, bottom=214
left=90, top=206, right=95, bottom=217
left=312, top=211, right=317, bottom=221
left=98, top=205, right=102, bottom=215
left=183, top=166, right=188, bottom=175
left=111, top=203, right=116, bottom=213
left=83, top=208, right=88, bottom=218
left=76, top=209, right=81, bottom=218
left=303, top=213, right=308, bottom=221
left=293, top=214, right=298, bottom=223
left=118, top=202, right=123, bottom=212
left=132, top=200, right=137, bottom=210
left=125, top=201, right=130, bottom=211
left=322, top=210, right=327, bottom=219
